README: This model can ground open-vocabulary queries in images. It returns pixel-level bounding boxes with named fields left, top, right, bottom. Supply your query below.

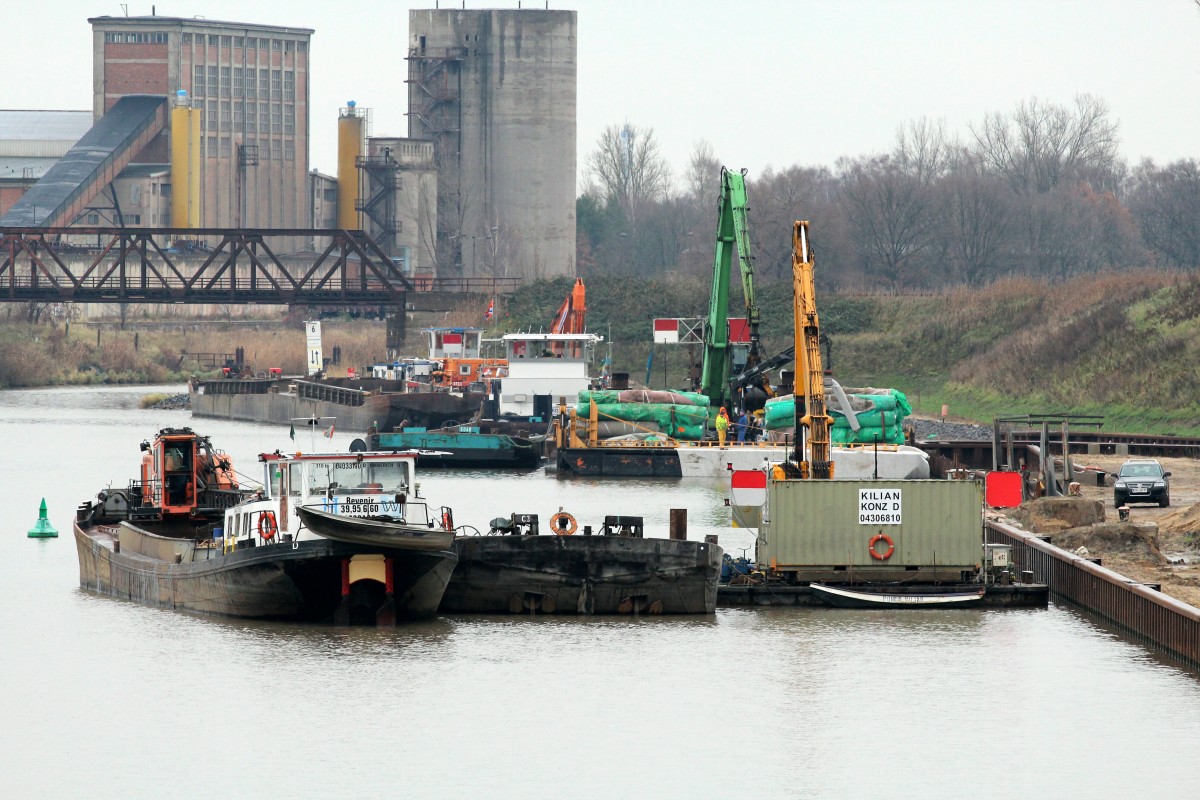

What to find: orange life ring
left=258, top=511, right=278, bottom=541
left=550, top=511, right=578, bottom=536
left=868, top=532, right=894, bottom=560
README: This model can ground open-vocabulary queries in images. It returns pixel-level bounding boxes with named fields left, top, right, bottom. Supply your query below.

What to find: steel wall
left=986, top=519, right=1200, bottom=669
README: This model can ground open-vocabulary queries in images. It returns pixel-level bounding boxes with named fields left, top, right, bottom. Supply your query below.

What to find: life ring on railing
left=550, top=511, right=578, bottom=536
left=258, top=511, right=278, bottom=541
left=868, top=533, right=894, bottom=561
left=441, top=509, right=454, bottom=531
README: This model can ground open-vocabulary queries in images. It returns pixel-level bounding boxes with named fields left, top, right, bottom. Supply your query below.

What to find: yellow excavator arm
left=793, top=221, right=833, bottom=479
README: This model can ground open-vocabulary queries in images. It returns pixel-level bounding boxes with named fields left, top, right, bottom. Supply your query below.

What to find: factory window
left=207, top=137, right=217, bottom=158
left=284, top=143, right=294, bottom=161
left=246, top=37, right=257, bottom=49
left=182, top=33, right=192, bottom=44
left=220, top=101, right=231, bottom=131
left=259, top=68, right=269, bottom=95
left=193, top=65, right=205, bottom=96
left=221, top=36, right=232, bottom=47
left=233, top=67, right=243, bottom=93
left=271, top=39, right=282, bottom=51
left=220, top=67, right=230, bottom=93
left=259, top=106, right=270, bottom=128
left=87, top=213, right=100, bottom=225
left=208, top=35, right=219, bottom=46
left=220, top=136, right=231, bottom=154
left=245, top=102, right=256, bottom=131
left=131, top=185, right=142, bottom=206
left=206, top=100, right=217, bottom=131
left=234, top=37, right=244, bottom=48
left=298, top=42, right=306, bottom=53
left=271, top=69, right=282, bottom=99
left=284, top=41, right=294, bottom=52
left=233, top=102, right=244, bottom=126
left=207, top=66, right=218, bottom=95
left=283, top=71, right=294, bottom=101
left=323, top=188, right=335, bottom=201
left=271, top=141, right=282, bottom=159
left=127, top=214, right=141, bottom=225
left=161, top=183, right=171, bottom=198
left=271, top=109, right=282, bottom=134
left=152, top=33, right=169, bottom=44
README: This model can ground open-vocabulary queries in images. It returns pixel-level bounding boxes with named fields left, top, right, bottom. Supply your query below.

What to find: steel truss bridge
left=0, top=227, right=413, bottom=306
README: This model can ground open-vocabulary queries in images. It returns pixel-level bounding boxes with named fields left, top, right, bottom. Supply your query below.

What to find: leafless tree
left=893, top=118, right=952, bottom=186
left=939, top=148, right=1013, bottom=284
left=839, top=155, right=942, bottom=287
left=1127, top=158, right=1200, bottom=268
left=585, top=123, right=671, bottom=228
left=684, top=140, right=721, bottom=206
left=971, top=94, right=1120, bottom=194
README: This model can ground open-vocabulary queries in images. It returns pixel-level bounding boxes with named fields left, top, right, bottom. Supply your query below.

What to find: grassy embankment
left=4, top=270, right=1200, bottom=435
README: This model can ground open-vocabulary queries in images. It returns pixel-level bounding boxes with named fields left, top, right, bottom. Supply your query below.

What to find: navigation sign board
left=305, top=320, right=323, bottom=375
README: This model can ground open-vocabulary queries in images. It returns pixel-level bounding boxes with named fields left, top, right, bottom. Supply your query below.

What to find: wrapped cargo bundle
left=576, top=394, right=710, bottom=440
left=763, top=388, right=912, bottom=445
left=578, top=389, right=710, bottom=407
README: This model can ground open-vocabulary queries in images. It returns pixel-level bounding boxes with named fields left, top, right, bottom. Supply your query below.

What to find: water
left=3, top=386, right=1200, bottom=799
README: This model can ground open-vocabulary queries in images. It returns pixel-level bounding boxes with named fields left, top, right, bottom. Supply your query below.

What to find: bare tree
left=585, top=123, right=671, bottom=228
left=940, top=148, right=1013, bottom=284
left=839, top=155, right=942, bottom=287
left=971, top=94, right=1120, bottom=194
left=684, top=140, right=720, bottom=206
left=893, top=117, right=951, bottom=186
left=1127, top=158, right=1200, bottom=268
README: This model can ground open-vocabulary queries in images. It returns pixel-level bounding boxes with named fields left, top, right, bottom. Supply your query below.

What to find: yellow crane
left=792, top=221, right=833, bottom=479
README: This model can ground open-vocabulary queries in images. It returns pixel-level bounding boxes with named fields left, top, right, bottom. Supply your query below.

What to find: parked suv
left=1113, top=459, right=1171, bottom=508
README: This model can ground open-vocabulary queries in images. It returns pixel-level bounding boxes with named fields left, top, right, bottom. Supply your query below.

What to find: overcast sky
left=5, top=0, right=1198, bottom=188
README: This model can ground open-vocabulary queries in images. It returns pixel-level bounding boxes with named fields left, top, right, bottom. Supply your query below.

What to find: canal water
left=3, top=385, right=1200, bottom=799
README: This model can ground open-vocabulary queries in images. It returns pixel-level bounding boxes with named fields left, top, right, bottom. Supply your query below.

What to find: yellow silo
left=337, top=104, right=364, bottom=230
left=169, top=91, right=201, bottom=228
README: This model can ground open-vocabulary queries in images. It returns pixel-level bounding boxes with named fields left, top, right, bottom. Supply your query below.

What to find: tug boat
left=74, top=428, right=457, bottom=625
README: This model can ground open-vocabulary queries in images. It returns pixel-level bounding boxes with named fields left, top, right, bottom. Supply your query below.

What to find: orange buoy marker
left=28, top=498, right=58, bottom=538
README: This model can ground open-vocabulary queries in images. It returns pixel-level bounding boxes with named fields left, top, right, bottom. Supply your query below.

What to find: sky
left=3, top=0, right=1198, bottom=190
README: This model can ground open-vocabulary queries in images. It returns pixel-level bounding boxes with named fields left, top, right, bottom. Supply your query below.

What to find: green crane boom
left=699, top=167, right=760, bottom=408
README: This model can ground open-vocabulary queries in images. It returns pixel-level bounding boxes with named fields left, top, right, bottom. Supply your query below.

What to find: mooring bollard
left=669, top=508, right=687, bottom=540
left=28, top=498, right=58, bottom=539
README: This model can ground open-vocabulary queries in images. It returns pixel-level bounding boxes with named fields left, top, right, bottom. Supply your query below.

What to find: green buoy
left=28, top=498, right=58, bottom=538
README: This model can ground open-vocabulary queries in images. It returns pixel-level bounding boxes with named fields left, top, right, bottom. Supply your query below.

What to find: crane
left=698, top=167, right=761, bottom=410
left=551, top=278, right=587, bottom=334
left=792, top=220, right=833, bottom=479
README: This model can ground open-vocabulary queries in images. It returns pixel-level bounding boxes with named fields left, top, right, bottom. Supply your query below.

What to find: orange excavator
left=550, top=278, right=587, bottom=334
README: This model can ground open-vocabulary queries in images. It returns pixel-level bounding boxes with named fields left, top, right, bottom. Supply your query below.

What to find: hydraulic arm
left=699, top=167, right=760, bottom=407
left=792, top=221, right=833, bottom=479
left=551, top=278, right=587, bottom=334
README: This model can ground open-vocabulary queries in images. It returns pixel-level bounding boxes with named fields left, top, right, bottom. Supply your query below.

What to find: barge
left=439, top=513, right=722, bottom=615
left=74, top=428, right=458, bottom=624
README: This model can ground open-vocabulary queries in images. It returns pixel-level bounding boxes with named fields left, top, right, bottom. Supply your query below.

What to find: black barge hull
left=440, top=535, right=722, bottom=614
left=74, top=521, right=457, bottom=623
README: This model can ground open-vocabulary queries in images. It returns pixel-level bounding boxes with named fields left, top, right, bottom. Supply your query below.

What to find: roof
left=117, top=163, right=170, bottom=179
left=0, top=157, right=58, bottom=180
left=0, top=110, right=93, bottom=141
left=89, top=16, right=314, bottom=35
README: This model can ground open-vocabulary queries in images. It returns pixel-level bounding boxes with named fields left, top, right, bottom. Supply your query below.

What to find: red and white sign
left=441, top=331, right=463, bottom=355
left=728, top=317, right=750, bottom=344
left=730, top=469, right=768, bottom=506
left=653, top=318, right=679, bottom=344
left=985, top=471, right=1023, bottom=508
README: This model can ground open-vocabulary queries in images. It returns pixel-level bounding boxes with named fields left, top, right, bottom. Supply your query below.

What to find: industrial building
left=0, top=7, right=578, bottom=282
left=1, top=14, right=312, bottom=242
left=407, top=8, right=577, bottom=280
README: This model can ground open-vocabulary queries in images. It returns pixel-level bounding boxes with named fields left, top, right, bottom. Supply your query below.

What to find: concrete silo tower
left=407, top=8, right=577, bottom=281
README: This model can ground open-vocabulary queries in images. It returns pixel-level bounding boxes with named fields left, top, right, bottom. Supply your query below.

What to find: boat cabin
left=134, top=427, right=240, bottom=520
left=222, top=451, right=446, bottom=549
left=500, top=332, right=602, bottom=417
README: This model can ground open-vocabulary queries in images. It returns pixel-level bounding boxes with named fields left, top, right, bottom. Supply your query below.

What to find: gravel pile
left=907, top=417, right=992, bottom=441
left=147, top=393, right=190, bottom=410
